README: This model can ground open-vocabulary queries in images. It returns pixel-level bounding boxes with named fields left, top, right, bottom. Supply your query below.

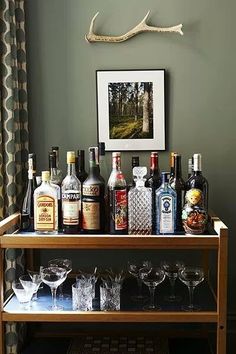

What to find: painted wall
left=25, top=0, right=236, bottom=313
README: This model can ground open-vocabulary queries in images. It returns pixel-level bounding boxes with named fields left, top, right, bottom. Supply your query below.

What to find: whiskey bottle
left=185, top=153, right=208, bottom=211
left=128, top=167, right=152, bottom=235
left=34, top=171, right=58, bottom=234
left=82, top=147, right=105, bottom=234
left=107, top=152, right=128, bottom=234
left=21, top=153, right=37, bottom=231
left=51, top=146, right=63, bottom=185
left=145, top=151, right=161, bottom=233
left=156, top=172, right=177, bottom=235
left=169, top=154, right=185, bottom=232
left=76, top=150, right=88, bottom=184
left=61, top=151, right=81, bottom=234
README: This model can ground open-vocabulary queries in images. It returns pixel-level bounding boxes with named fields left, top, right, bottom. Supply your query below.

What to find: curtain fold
left=0, top=0, right=29, bottom=352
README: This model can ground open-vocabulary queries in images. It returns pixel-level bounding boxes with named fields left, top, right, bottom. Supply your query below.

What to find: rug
left=67, top=335, right=169, bottom=354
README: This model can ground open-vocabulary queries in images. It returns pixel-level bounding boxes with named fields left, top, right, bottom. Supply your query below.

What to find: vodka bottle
left=128, top=167, right=152, bottom=235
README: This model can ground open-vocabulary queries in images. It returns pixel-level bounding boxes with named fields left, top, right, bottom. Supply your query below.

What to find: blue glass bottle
left=156, top=172, right=177, bottom=235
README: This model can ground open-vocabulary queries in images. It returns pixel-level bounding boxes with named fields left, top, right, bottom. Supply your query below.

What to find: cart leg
left=217, top=228, right=228, bottom=354
left=0, top=249, right=5, bottom=354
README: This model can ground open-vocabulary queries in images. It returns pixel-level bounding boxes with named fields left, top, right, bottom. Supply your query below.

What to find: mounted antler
left=85, top=11, right=183, bottom=43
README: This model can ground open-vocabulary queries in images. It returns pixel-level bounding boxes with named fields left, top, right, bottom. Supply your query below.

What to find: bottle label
left=83, top=185, right=100, bottom=197
left=160, top=196, right=174, bottom=233
left=62, top=191, right=80, bottom=225
left=35, top=195, right=55, bottom=231
left=82, top=201, right=100, bottom=230
left=114, top=189, right=127, bottom=230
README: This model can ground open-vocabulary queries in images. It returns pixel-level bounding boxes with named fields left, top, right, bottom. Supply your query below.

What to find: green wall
left=25, top=0, right=236, bottom=313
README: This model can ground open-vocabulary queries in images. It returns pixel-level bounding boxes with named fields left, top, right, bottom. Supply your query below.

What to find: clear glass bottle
left=128, top=167, right=152, bottom=235
left=107, top=152, right=128, bottom=235
left=61, top=151, right=81, bottom=234
left=156, top=172, right=177, bottom=235
left=34, top=171, right=58, bottom=234
left=21, top=153, right=37, bottom=231
left=51, top=146, right=63, bottom=185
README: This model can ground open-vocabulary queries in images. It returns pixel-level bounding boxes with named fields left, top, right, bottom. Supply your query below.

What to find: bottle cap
left=67, top=151, right=76, bottom=164
left=112, top=152, right=121, bottom=158
left=41, top=171, right=50, bottom=182
left=98, top=142, right=106, bottom=156
left=132, top=156, right=139, bottom=167
left=52, top=146, right=59, bottom=151
left=28, top=153, right=36, bottom=172
left=133, top=167, right=147, bottom=187
left=151, top=151, right=158, bottom=156
left=193, top=153, right=202, bottom=171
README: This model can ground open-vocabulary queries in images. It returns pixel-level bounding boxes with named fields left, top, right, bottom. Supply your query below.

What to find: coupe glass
left=12, top=281, right=36, bottom=310
left=128, top=260, right=152, bottom=301
left=161, top=260, right=184, bottom=302
left=139, top=266, right=165, bottom=310
left=40, top=266, right=67, bottom=310
left=27, top=269, right=43, bottom=300
left=179, top=266, right=204, bottom=311
left=48, top=258, right=72, bottom=300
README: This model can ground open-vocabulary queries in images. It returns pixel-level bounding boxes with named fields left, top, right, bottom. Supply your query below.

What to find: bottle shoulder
left=61, top=174, right=81, bottom=190
left=34, top=183, right=58, bottom=198
left=108, top=171, right=126, bottom=188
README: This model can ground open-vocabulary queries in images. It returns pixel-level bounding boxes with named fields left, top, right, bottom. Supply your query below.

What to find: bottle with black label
left=21, top=153, right=37, bottom=231
left=107, top=152, right=128, bottom=235
left=82, top=147, right=105, bottom=234
left=61, top=151, right=81, bottom=234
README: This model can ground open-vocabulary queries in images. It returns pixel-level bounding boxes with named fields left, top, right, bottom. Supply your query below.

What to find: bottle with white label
left=156, top=172, right=177, bottom=235
left=61, top=151, right=81, bottom=234
left=34, top=171, right=58, bottom=234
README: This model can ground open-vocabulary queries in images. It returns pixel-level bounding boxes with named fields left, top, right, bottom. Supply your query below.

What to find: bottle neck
left=193, top=155, right=202, bottom=172
left=78, top=154, right=85, bottom=172
left=112, top=156, right=121, bottom=171
left=67, top=162, right=76, bottom=176
left=89, top=159, right=100, bottom=175
left=173, top=155, right=182, bottom=178
left=150, top=155, right=159, bottom=176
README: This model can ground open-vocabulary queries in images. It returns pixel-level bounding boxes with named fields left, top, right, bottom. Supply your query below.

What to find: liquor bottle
left=128, top=156, right=139, bottom=190
left=185, top=153, right=208, bottom=211
left=61, top=151, right=81, bottom=234
left=128, top=167, right=152, bottom=235
left=34, top=171, right=58, bottom=234
left=188, top=157, right=193, bottom=179
left=145, top=152, right=161, bottom=233
left=82, top=147, right=105, bottom=234
left=169, top=154, right=185, bottom=232
left=156, top=172, right=177, bottom=235
left=51, top=146, right=63, bottom=184
left=107, top=152, right=128, bottom=234
left=21, top=153, right=37, bottom=231
left=49, top=152, right=62, bottom=229
left=76, top=150, right=88, bottom=184
left=170, top=152, right=177, bottom=179
left=98, top=142, right=109, bottom=183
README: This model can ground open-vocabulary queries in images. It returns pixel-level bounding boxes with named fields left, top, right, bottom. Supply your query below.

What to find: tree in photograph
left=142, top=82, right=151, bottom=133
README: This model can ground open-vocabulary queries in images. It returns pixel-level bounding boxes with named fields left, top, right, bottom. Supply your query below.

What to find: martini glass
left=179, top=266, right=204, bottom=311
left=48, top=258, right=72, bottom=300
left=12, top=281, right=36, bottom=310
left=40, top=266, right=67, bottom=310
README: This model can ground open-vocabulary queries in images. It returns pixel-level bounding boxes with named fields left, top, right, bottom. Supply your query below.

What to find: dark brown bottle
left=76, top=150, right=88, bottom=184
left=107, top=152, right=128, bottom=235
left=82, top=147, right=105, bottom=234
left=49, top=152, right=62, bottom=230
left=21, top=153, right=37, bottom=231
left=170, top=152, right=177, bottom=179
left=145, top=152, right=161, bottom=233
left=128, top=156, right=139, bottom=190
left=185, top=153, right=209, bottom=211
left=170, top=154, right=185, bottom=232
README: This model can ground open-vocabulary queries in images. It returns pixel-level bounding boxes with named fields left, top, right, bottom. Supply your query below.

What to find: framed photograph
left=96, top=69, right=165, bottom=151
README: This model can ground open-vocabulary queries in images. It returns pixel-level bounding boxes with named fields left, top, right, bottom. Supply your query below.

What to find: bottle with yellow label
left=34, top=171, right=58, bottom=234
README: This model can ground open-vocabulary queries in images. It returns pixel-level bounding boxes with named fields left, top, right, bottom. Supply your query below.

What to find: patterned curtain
left=0, top=0, right=28, bottom=352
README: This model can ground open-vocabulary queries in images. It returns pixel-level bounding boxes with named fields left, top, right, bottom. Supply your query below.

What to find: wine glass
left=40, top=266, right=67, bottom=311
left=139, top=266, right=165, bottom=310
left=48, top=258, right=72, bottom=300
left=127, top=260, right=152, bottom=301
left=19, top=274, right=39, bottom=302
left=12, top=281, right=36, bottom=310
left=27, top=269, right=43, bottom=300
left=161, top=260, right=184, bottom=302
left=179, top=266, right=204, bottom=311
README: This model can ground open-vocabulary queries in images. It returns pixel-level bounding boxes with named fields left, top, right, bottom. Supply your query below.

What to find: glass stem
left=149, top=286, right=155, bottom=308
left=58, top=284, right=63, bottom=299
left=188, top=286, right=195, bottom=309
left=137, top=278, right=142, bottom=297
left=169, top=278, right=176, bottom=298
left=51, top=287, right=57, bottom=309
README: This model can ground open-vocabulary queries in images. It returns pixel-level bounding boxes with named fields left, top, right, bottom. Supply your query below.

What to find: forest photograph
left=108, top=81, right=154, bottom=139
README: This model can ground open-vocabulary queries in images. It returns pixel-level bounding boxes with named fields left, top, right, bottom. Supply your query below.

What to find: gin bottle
left=128, top=167, right=152, bottom=235
left=156, top=172, right=177, bottom=235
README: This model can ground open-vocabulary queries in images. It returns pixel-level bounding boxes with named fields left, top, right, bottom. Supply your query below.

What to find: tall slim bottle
left=76, top=150, right=88, bottom=184
left=61, top=151, right=81, bottom=234
left=170, top=152, right=177, bottom=179
left=127, top=156, right=139, bottom=190
left=51, top=146, right=63, bottom=184
left=185, top=153, right=208, bottom=211
left=156, top=172, right=177, bottom=235
left=21, top=153, right=37, bottom=231
left=107, top=152, right=128, bottom=235
left=188, top=157, right=193, bottom=179
left=169, top=154, right=185, bottom=232
left=82, top=147, right=105, bottom=234
left=49, top=152, right=62, bottom=229
left=146, top=152, right=161, bottom=233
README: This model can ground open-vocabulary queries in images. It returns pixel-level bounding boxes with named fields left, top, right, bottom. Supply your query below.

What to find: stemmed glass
left=27, top=269, right=43, bottom=300
left=40, top=266, right=67, bottom=311
left=161, top=261, right=184, bottom=302
left=12, top=281, right=36, bottom=310
left=179, top=266, right=204, bottom=311
left=19, top=274, right=40, bottom=302
left=128, top=261, right=152, bottom=301
left=139, top=266, right=165, bottom=310
left=48, top=258, right=72, bottom=300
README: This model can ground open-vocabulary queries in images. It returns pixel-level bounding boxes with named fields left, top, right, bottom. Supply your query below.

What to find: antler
left=85, top=11, right=183, bottom=43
